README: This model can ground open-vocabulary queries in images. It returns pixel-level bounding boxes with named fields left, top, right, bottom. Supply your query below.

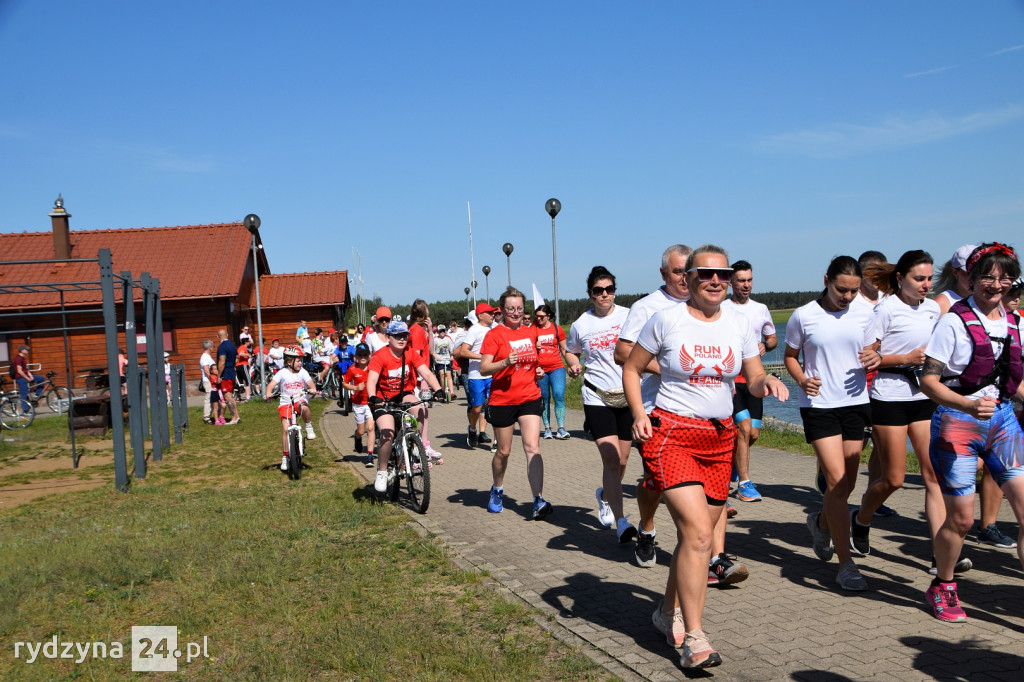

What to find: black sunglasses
left=389, top=333, right=410, bottom=340
left=377, top=317, right=391, bottom=324
left=687, top=267, right=733, bottom=282
left=590, top=285, right=616, bottom=296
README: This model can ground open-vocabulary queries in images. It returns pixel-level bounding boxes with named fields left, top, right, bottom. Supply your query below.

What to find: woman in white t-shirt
left=624, top=245, right=787, bottom=671
left=565, top=267, right=635, bottom=541
left=784, top=255, right=880, bottom=592
left=920, top=243, right=1024, bottom=622
left=851, top=251, right=952, bottom=568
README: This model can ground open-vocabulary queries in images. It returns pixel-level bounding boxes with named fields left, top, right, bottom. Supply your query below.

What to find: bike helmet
left=355, top=343, right=371, bottom=356
left=283, top=345, right=303, bottom=360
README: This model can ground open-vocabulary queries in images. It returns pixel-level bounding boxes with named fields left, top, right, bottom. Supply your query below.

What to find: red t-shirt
left=534, top=323, right=566, bottom=373
left=480, top=324, right=541, bottom=406
left=343, top=365, right=370, bottom=405
left=368, top=348, right=426, bottom=399
left=409, top=324, right=430, bottom=361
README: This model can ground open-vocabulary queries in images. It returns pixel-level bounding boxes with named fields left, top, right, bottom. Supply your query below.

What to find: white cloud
left=987, top=44, right=1024, bottom=57
left=754, top=104, right=1024, bottom=158
left=904, top=64, right=959, bottom=78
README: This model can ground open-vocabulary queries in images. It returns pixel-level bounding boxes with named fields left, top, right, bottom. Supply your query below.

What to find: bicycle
left=23, top=372, right=74, bottom=415
left=434, top=363, right=454, bottom=404
left=0, top=385, right=35, bottom=429
left=374, top=393, right=433, bottom=513
left=275, top=392, right=313, bottom=480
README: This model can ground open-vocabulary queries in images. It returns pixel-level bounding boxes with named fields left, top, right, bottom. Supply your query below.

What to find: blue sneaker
left=532, top=496, right=553, bottom=520
left=874, top=504, right=896, bottom=518
left=488, top=486, right=503, bottom=513
left=736, top=480, right=762, bottom=502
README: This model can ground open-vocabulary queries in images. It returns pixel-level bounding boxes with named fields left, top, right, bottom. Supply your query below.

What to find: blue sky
left=2, top=2, right=1023, bottom=311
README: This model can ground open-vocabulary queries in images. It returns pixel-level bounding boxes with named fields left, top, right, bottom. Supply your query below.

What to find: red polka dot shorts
left=640, top=408, right=735, bottom=504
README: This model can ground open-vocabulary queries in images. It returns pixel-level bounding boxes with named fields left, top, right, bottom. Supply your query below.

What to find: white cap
left=951, top=244, right=977, bottom=270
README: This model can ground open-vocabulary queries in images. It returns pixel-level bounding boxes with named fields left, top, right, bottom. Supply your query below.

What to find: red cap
left=475, top=302, right=500, bottom=316
left=375, top=306, right=392, bottom=319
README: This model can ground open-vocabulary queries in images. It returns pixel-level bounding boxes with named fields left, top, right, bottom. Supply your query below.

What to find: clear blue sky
left=2, top=2, right=1022, bottom=311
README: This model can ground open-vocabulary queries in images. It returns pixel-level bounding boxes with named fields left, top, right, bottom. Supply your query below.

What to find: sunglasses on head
left=687, top=267, right=734, bottom=282
left=590, top=285, right=616, bottom=296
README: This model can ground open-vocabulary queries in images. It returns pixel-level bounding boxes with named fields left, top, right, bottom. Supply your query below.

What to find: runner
left=533, top=303, right=570, bottom=439
left=920, top=242, right=1024, bottom=622
left=342, top=343, right=375, bottom=467
left=722, top=260, right=777, bottom=502
left=480, top=287, right=552, bottom=520
left=431, top=325, right=454, bottom=402
left=623, top=244, right=788, bottom=669
left=565, top=266, right=637, bottom=542
left=365, top=307, right=392, bottom=354
left=785, top=255, right=880, bottom=591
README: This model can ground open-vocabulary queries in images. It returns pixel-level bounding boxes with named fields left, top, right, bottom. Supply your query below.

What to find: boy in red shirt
left=343, top=343, right=375, bottom=467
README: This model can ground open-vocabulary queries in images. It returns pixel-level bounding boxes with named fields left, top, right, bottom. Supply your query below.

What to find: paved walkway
left=320, top=399, right=1024, bottom=681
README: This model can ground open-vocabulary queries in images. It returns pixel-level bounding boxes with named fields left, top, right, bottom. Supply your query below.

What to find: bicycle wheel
left=403, top=431, right=430, bottom=513
left=287, top=429, right=302, bottom=480
left=337, top=385, right=349, bottom=414
left=43, top=386, right=74, bottom=414
left=1, top=398, right=35, bottom=429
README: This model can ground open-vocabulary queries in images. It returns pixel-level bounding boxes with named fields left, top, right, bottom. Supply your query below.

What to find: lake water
left=760, top=328, right=802, bottom=426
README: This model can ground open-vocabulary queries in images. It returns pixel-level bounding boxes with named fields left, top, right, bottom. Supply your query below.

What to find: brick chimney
left=48, top=194, right=72, bottom=260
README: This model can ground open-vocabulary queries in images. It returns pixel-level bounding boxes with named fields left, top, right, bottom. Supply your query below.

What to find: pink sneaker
left=651, top=599, right=685, bottom=648
left=215, top=418, right=226, bottom=425
left=926, top=580, right=967, bottom=622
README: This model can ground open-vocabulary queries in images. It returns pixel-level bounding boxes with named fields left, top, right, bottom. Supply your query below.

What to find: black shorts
left=732, top=383, right=763, bottom=421
left=870, top=398, right=936, bottom=427
left=583, top=403, right=633, bottom=441
left=800, top=404, right=871, bottom=443
left=487, top=397, right=544, bottom=429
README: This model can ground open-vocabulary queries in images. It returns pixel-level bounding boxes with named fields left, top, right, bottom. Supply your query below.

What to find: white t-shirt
left=619, top=286, right=688, bottom=412
left=268, top=346, right=284, bottom=370
left=450, top=328, right=467, bottom=357
left=851, top=293, right=882, bottom=315
left=721, top=298, right=775, bottom=342
left=365, top=332, right=388, bottom=355
left=869, top=295, right=941, bottom=402
left=275, top=367, right=313, bottom=407
left=200, top=352, right=215, bottom=380
left=785, top=299, right=875, bottom=408
left=433, top=336, right=453, bottom=364
left=461, top=323, right=491, bottom=379
left=300, top=338, right=314, bottom=357
left=567, top=305, right=630, bottom=406
left=637, top=304, right=757, bottom=420
left=925, top=297, right=1008, bottom=401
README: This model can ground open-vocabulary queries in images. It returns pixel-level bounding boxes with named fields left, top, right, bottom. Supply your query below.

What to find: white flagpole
left=468, top=201, right=477, bottom=307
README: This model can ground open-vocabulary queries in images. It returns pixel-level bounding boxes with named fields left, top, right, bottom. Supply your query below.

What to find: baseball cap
left=355, top=343, right=371, bottom=356
left=475, top=302, right=499, bottom=316
left=386, top=320, right=410, bottom=336
left=437, top=325, right=447, bottom=332
left=375, top=306, right=392, bottom=319
left=951, top=244, right=978, bottom=271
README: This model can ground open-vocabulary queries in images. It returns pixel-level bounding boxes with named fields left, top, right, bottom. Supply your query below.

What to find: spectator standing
left=200, top=340, right=216, bottom=423
left=217, top=329, right=240, bottom=424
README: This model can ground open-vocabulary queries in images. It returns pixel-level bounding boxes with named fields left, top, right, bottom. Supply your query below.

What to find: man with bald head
left=217, top=329, right=240, bottom=424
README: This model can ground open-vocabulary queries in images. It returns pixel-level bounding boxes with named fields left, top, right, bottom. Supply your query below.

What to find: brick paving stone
left=320, top=401, right=1024, bottom=680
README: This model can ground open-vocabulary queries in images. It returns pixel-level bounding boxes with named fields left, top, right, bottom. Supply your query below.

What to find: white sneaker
left=595, top=487, right=614, bottom=528
left=280, top=456, right=288, bottom=472
left=426, top=445, right=443, bottom=462
left=305, top=424, right=316, bottom=440
left=374, top=470, right=388, bottom=493
left=616, top=516, right=638, bottom=544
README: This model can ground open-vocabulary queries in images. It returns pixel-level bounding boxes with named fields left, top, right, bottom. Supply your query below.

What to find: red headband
left=966, top=242, right=1017, bottom=274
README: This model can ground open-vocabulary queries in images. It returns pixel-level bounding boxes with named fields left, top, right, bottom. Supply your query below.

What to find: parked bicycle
left=374, top=393, right=433, bottom=513
left=0, top=383, right=35, bottom=429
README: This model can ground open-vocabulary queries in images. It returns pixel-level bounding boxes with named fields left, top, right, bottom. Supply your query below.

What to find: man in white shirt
left=456, top=302, right=499, bottom=448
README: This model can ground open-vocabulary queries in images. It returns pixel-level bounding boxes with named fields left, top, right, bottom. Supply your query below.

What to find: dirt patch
left=0, top=476, right=108, bottom=507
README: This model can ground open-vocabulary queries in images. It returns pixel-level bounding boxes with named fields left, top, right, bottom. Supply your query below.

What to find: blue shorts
left=929, top=402, right=1024, bottom=496
left=466, top=378, right=492, bottom=407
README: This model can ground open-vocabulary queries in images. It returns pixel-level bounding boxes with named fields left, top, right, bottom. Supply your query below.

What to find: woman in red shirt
left=533, top=304, right=570, bottom=439
left=480, top=287, right=552, bottom=520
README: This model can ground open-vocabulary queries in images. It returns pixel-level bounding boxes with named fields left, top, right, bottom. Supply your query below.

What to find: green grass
left=0, top=401, right=607, bottom=680
left=757, top=425, right=922, bottom=473
left=770, top=308, right=794, bottom=326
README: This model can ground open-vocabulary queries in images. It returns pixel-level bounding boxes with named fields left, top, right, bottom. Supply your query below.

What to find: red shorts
left=277, top=399, right=308, bottom=420
left=221, top=378, right=235, bottom=393
left=640, top=408, right=735, bottom=503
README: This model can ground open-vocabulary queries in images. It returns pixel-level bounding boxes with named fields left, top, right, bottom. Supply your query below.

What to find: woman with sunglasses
left=480, top=287, right=553, bottom=520
left=532, top=304, right=570, bottom=439
left=920, top=243, right=1024, bottom=622
left=365, top=306, right=392, bottom=354
left=785, top=255, right=880, bottom=591
left=624, top=245, right=787, bottom=669
left=564, top=267, right=637, bottom=542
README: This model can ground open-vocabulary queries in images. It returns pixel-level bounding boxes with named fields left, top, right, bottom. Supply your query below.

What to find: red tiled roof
left=0, top=223, right=259, bottom=309
left=252, top=271, right=349, bottom=309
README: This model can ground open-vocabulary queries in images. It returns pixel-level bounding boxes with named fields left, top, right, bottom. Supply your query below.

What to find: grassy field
left=0, top=401, right=608, bottom=680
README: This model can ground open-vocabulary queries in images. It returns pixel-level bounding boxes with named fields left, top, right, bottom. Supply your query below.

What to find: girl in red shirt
left=408, top=299, right=441, bottom=462
left=480, top=287, right=552, bottom=520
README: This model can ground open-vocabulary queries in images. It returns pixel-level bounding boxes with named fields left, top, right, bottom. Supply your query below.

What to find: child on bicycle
left=367, top=321, right=444, bottom=493
left=264, top=346, right=318, bottom=472
left=343, top=343, right=375, bottom=467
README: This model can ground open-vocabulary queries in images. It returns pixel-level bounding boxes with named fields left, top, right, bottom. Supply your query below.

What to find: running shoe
left=874, top=504, right=896, bottom=517
left=806, top=512, right=834, bottom=561
left=478, top=432, right=492, bottom=445
left=467, top=430, right=479, bottom=448
left=977, top=523, right=1018, bottom=548
left=850, top=510, right=871, bottom=556
left=305, top=424, right=316, bottom=440
left=532, top=496, right=553, bottom=520
left=595, top=487, right=614, bottom=528
left=928, top=555, right=973, bottom=576
left=835, top=559, right=868, bottom=591
left=635, top=530, right=657, bottom=568
left=364, top=454, right=374, bottom=468
left=373, top=470, right=388, bottom=493
left=926, top=580, right=967, bottom=622
left=543, top=427, right=553, bottom=439
left=228, top=417, right=241, bottom=425
left=651, top=600, right=685, bottom=648
left=555, top=427, right=570, bottom=440
left=487, top=486, right=503, bottom=513
left=726, top=504, right=738, bottom=519
left=815, top=463, right=827, bottom=495
left=708, top=553, right=749, bottom=586
left=425, top=442, right=443, bottom=463
left=736, top=480, right=762, bottom=502
left=681, top=629, right=722, bottom=669
left=616, top=517, right=638, bottom=544
left=280, top=455, right=288, bottom=472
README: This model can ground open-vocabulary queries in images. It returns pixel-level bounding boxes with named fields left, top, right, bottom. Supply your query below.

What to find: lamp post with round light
left=502, top=242, right=514, bottom=287
left=464, top=287, right=471, bottom=316
left=545, top=198, right=562, bottom=325
left=244, top=213, right=265, bottom=392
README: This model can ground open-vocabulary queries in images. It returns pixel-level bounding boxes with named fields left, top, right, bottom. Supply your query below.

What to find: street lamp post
left=545, top=199, right=562, bottom=325
left=464, top=287, right=471, bottom=316
left=244, top=213, right=265, bottom=393
left=482, top=265, right=491, bottom=303
left=502, top=242, right=514, bottom=287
